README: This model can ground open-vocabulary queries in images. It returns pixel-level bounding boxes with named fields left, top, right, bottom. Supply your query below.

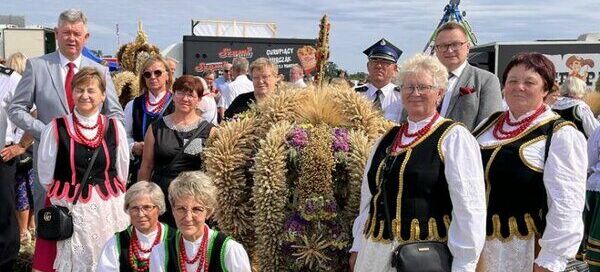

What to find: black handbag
left=37, top=147, right=100, bottom=241
left=378, top=153, right=453, bottom=272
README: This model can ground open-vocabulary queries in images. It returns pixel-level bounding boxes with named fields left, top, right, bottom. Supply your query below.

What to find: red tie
left=65, top=62, right=75, bottom=112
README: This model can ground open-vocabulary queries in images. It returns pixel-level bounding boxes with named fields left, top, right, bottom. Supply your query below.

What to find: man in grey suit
left=434, top=22, right=502, bottom=131
left=8, top=9, right=123, bottom=215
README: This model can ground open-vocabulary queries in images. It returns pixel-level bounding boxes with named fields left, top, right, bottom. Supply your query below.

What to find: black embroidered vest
left=164, top=230, right=230, bottom=272
left=116, top=223, right=175, bottom=272
left=475, top=111, right=571, bottom=240
left=49, top=116, right=125, bottom=203
left=364, top=120, right=456, bottom=243
left=553, top=106, right=585, bottom=137
left=131, top=94, right=175, bottom=142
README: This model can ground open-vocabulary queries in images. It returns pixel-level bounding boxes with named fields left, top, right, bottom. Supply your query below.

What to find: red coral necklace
left=146, top=91, right=169, bottom=113
left=128, top=224, right=162, bottom=272
left=178, top=225, right=209, bottom=272
left=392, top=113, right=440, bottom=151
left=492, top=105, right=545, bottom=140
left=72, top=114, right=104, bottom=149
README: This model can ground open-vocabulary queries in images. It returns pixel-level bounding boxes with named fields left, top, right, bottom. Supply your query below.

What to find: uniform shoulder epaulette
left=0, top=66, right=14, bottom=76
left=393, top=86, right=401, bottom=92
left=354, top=85, right=368, bottom=92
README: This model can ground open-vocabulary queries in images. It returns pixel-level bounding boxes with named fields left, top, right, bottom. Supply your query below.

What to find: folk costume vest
left=553, top=106, right=585, bottom=137
left=474, top=111, right=572, bottom=240
left=131, top=93, right=174, bottom=142
left=48, top=116, right=126, bottom=203
left=364, top=119, right=457, bottom=243
left=163, top=230, right=231, bottom=272
left=116, top=223, right=175, bottom=272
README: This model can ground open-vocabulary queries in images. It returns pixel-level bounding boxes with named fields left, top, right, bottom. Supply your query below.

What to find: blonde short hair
left=249, top=57, right=278, bottom=77
left=395, top=53, right=449, bottom=90
left=138, top=55, right=174, bottom=93
left=560, top=76, right=587, bottom=99
left=6, top=52, right=27, bottom=74
left=168, top=171, right=218, bottom=217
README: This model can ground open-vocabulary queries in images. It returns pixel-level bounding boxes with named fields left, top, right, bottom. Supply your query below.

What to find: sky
left=3, top=0, right=599, bottom=73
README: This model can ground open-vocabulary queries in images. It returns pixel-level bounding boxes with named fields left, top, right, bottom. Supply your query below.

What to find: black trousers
left=0, top=157, right=19, bottom=267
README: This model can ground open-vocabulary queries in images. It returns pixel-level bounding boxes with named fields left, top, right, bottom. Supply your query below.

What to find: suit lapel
left=46, top=52, right=69, bottom=112
left=446, top=64, right=473, bottom=115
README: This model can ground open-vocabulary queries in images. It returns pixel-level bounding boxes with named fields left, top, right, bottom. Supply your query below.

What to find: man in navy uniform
left=355, top=38, right=403, bottom=123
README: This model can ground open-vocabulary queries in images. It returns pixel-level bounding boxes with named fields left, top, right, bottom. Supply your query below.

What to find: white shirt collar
left=73, top=108, right=100, bottom=125
left=134, top=226, right=160, bottom=243
left=450, top=61, right=468, bottom=78
left=148, top=90, right=167, bottom=103
left=508, top=104, right=550, bottom=122
left=407, top=113, right=439, bottom=133
left=369, top=82, right=396, bottom=97
left=58, top=51, right=83, bottom=69
left=552, top=97, right=584, bottom=110
left=234, top=74, right=249, bottom=82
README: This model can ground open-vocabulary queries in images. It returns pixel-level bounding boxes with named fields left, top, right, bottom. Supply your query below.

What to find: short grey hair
left=395, top=53, right=449, bottom=90
left=168, top=171, right=217, bottom=217
left=58, top=9, right=87, bottom=28
left=124, top=181, right=167, bottom=215
left=232, top=57, right=249, bottom=74
left=560, top=76, right=587, bottom=99
left=249, top=57, right=278, bottom=77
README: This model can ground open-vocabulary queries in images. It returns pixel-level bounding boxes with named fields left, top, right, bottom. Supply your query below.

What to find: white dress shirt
left=477, top=106, right=587, bottom=272
left=587, top=127, right=600, bottom=192
left=37, top=109, right=130, bottom=189
left=358, top=82, right=403, bottom=123
left=0, top=70, right=22, bottom=147
left=124, top=91, right=169, bottom=152
left=149, top=226, right=251, bottom=272
left=58, top=51, right=83, bottom=85
left=351, top=115, right=487, bottom=272
left=219, top=75, right=253, bottom=110
left=552, top=97, right=599, bottom=137
left=440, top=61, right=468, bottom=117
left=97, top=224, right=169, bottom=272
left=293, top=78, right=307, bottom=88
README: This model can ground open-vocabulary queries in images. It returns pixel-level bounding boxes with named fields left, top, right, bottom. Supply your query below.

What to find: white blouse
left=149, top=226, right=251, bottom=272
left=552, top=97, right=599, bottom=137
left=198, top=95, right=218, bottom=125
left=351, top=114, right=487, bottom=272
left=124, top=91, right=169, bottom=153
left=587, top=127, right=600, bottom=192
left=97, top=224, right=168, bottom=272
left=37, top=109, right=130, bottom=189
left=476, top=106, right=587, bottom=272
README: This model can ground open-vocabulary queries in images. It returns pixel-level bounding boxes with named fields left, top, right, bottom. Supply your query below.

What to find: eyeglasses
left=369, top=59, right=395, bottom=67
left=434, top=41, right=468, bottom=52
left=252, top=74, right=274, bottom=82
left=174, top=205, right=207, bottom=217
left=128, top=205, right=157, bottom=214
left=174, top=90, right=198, bottom=99
left=143, top=70, right=164, bottom=79
left=401, top=85, right=436, bottom=95
left=223, top=70, right=231, bottom=73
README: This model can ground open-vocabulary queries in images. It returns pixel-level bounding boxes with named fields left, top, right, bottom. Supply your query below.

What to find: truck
left=469, top=34, right=600, bottom=90
left=1, top=25, right=55, bottom=59
left=182, top=35, right=317, bottom=80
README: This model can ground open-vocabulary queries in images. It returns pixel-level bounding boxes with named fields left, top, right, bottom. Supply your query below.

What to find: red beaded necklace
left=492, top=105, right=545, bottom=140
left=145, top=92, right=169, bottom=113
left=72, top=114, right=105, bottom=149
left=392, top=113, right=440, bottom=151
left=128, top=224, right=162, bottom=272
left=179, top=225, right=209, bottom=272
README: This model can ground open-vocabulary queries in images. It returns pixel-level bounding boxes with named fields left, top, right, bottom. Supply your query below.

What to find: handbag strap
left=72, top=147, right=101, bottom=206
left=165, top=120, right=210, bottom=171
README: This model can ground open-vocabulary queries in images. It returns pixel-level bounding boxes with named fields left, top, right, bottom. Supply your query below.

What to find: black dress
left=150, top=116, right=214, bottom=227
left=224, top=92, right=256, bottom=119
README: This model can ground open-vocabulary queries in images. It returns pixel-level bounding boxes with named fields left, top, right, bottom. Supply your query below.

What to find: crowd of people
left=0, top=8, right=599, bottom=272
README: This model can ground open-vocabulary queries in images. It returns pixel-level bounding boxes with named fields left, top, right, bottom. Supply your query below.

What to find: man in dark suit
left=434, top=22, right=502, bottom=131
left=8, top=9, right=123, bottom=217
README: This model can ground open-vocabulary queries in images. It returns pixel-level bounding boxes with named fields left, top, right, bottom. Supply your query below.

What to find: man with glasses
left=355, top=38, right=404, bottom=123
left=433, top=22, right=502, bottom=131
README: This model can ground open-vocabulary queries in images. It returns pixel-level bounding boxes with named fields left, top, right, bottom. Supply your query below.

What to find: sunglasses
left=143, top=70, right=164, bottom=79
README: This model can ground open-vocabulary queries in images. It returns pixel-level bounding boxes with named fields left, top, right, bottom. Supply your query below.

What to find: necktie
left=374, top=89, right=383, bottom=110
left=65, top=62, right=75, bottom=112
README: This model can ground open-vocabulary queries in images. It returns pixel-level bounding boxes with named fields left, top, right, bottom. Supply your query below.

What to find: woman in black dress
left=138, top=75, right=216, bottom=227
